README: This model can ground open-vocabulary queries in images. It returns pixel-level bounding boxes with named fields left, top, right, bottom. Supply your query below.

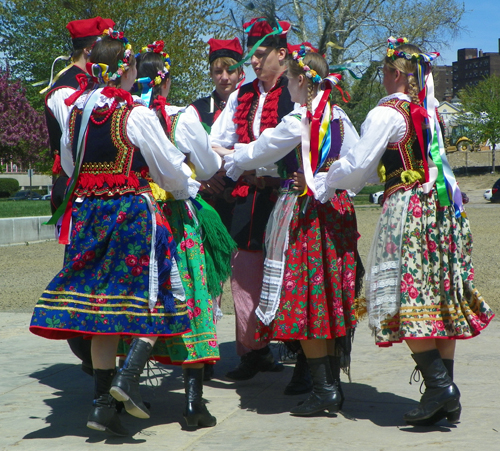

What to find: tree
left=459, top=75, right=500, bottom=173
left=0, top=65, right=50, bottom=171
left=0, top=0, right=228, bottom=106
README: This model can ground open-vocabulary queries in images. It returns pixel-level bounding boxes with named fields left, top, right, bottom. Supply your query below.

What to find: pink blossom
left=116, top=211, right=126, bottom=223
left=403, top=273, right=414, bottom=284
left=72, top=261, right=85, bottom=271
left=187, top=298, right=195, bottom=308
left=125, top=255, right=138, bottom=267
left=408, top=286, right=419, bottom=299
left=412, top=205, right=422, bottom=218
left=185, top=239, right=195, bottom=248
left=194, top=307, right=201, bottom=317
left=443, top=279, right=450, bottom=291
left=131, top=266, right=143, bottom=276
left=385, top=242, right=398, bottom=254
left=139, top=255, right=150, bottom=266
left=83, top=250, right=96, bottom=261
left=428, top=240, right=437, bottom=252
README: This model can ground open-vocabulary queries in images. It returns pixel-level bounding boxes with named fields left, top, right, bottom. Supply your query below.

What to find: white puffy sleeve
left=171, top=109, right=221, bottom=181
left=224, top=111, right=303, bottom=181
left=127, top=105, right=200, bottom=200
left=324, top=105, right=405, bottom=194
left=210, top=89, right=239, bottom=148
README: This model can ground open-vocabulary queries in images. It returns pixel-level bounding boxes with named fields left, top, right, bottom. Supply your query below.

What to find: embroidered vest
left=379, top=99, right=426, bottom=199
left=190, top=91, right=225, bottom=130
left=69, top=102, right=152, bottom=198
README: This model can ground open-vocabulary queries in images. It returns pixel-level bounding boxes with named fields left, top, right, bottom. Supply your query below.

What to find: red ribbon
left=101, top=86, right=133, bottom=105
left=64, top=73, right=90, bottom=106
left=410, top=103, right=430, bottom=182
left=231, top=180, right=250, bottom=198
left=153, top=96, right=172, bottom=134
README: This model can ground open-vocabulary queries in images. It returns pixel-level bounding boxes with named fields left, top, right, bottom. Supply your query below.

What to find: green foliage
left=0, top=0, right=228, bottom=105
left=0, top=178, right=20, bottom=197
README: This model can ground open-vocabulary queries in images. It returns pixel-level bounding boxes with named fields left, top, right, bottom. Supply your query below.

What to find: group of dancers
left=29, top=15, right=494, bottom=437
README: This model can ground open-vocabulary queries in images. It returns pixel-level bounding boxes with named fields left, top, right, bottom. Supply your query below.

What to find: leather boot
left=284, top=351, right=313, bottom=395
left=328, top=355, right=345, bottom=410
left=404, top=349, right=461, bottom=425
left=290, top=356, right=341, bottom=416
left=87, top=369, right=128, bottom=436
left=183, top=367, right=217, bottom=428
left=67, top=336, right=93, bottom=376
left=110, top=339, right=152, bottom=419
left=225, top=346, right=283, bottom=381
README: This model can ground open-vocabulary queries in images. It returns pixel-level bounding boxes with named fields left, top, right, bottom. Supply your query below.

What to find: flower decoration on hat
left=292, top=45, right=322, bottom=84
left=386, top=36, right=439, bottom=63
left=140, top=40, right=171, bottom=87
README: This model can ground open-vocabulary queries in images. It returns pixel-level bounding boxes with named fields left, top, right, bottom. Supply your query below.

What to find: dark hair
left=89, top=36, right=136, bottom=86
left=136, top=52, right=169, bottom=107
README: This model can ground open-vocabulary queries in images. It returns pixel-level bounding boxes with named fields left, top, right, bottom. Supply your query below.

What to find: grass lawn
left=351, top=184, right=384, bottom=206
left=0, top=199, right=52, bottom=218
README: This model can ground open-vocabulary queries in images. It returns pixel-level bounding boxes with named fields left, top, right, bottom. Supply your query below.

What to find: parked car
left=484, top=178, right=500, bottom=203
left=41, top=193, right=52, bottom=200
left=369, top=190, right=384, bottom=206
left=8, top=190, right=42, bottom=200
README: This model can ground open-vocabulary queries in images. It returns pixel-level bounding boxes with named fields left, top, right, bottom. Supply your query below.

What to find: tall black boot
left=442, top=359, right=461, bottom=423
left=328, top=355, right=345, bottom=410
left=183, top=367, right=217, bottom=428
left=67, top=337, right=93, bottom=376
left=290, top=356, right=341, bottom=416
left=404, top=349, right=460, bottom=425
left=284, top=351, right=313, bottom=395
left=87, top=369, right=128, bottom=436
left=110, top=339, right=152, bottom=419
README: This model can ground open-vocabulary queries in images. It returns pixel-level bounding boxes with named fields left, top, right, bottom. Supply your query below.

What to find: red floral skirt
left=256, top=190, right=359, bottom=341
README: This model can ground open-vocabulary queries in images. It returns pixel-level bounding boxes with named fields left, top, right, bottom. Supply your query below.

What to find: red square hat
left=244, top=18, right=290, bottom=48
left=287, top=42, right=319, bottom=54
left=208, top=38, right=243, bottom=64
left=66, top=16, right=115, bottom=49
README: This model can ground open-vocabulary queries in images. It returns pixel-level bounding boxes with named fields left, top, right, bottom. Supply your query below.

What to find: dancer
left=210, top=17, right=296, bottom=382
left=43, top=16, right=114, bottom=375
left=30, top=30, right=198, bottom=436
left=221, top=47, right=362, bottom=416
left=115, top=40, right=234, bottom=428
left=321, top=37, right=494, bottom=425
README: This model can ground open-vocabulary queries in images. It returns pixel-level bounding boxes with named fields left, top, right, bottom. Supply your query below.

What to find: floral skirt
left=370, top=187, right=495, bottom=347
left=120, top=199, right=219, bottom=365
left=30, top=194, right=191, bottom=339
left=256, top=190, right=359, bottom=341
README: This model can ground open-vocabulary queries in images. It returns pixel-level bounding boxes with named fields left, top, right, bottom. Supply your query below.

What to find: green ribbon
left=329, top=64, right=362, bottom=80
left=229, top=20, right=283, bottom=71
left=428, top=128, right=450, bottom=206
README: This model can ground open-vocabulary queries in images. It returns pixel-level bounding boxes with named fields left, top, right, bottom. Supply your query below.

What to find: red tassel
left=52, top=153, right=62, bottom=175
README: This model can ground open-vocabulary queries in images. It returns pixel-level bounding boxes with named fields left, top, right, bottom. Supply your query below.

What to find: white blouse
left=223, top=92, right=360, bottom=201
left=324, top=92, right=410, bottom=196
left=164, top=105, right=221, bottom=181
left=62, top=89, right=199, bottom=200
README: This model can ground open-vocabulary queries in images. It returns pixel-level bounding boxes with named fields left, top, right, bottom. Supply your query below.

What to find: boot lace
left=409, top=366, right=425, bottom=394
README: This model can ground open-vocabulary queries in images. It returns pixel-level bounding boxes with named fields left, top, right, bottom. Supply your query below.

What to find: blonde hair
left=209, top=57, right=243, bottom=76
left=384, top=43, right=422, bottom=105
left=287, top=52, right=329, bottom=113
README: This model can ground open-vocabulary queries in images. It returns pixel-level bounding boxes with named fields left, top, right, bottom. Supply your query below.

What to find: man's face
left=249, top=46, right=283, bottom=83
left=210, top=62, right=240, bottom=97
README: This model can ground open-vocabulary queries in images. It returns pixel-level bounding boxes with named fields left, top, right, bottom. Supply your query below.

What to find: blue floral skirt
left=29, top=194, right=191, bottom=339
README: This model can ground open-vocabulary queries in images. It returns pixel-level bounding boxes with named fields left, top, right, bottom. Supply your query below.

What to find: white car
left=369, top=191, right=384, bottom=206
left=484, top=189, right=493, bottom=201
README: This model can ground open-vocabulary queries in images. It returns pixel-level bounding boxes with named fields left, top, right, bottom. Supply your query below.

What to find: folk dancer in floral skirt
left=221, top=46, right=363, bottom=416
left=322, top=37, right=494, bottom=425
left=30, top=31, right=198, bottom=436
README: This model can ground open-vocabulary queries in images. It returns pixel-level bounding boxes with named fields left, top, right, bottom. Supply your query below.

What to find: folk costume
left=323, top=38, right=494, bottom=426
left=30, top=86, right=198, bottom=343
left=224, top=74, right=361, bottom=359
left=210, top=19, right=296, bottom=378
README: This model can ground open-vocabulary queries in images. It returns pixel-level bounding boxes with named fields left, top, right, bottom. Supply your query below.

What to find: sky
left=439, top=1, right=500, bottom=65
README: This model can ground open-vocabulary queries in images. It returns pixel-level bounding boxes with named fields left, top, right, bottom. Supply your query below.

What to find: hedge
left=0, top=178, right=20, bottom=198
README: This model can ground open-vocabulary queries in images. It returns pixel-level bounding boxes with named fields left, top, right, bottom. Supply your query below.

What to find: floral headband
left=89, top=28, right=133, bottom=83
left=140, top=40, right=171, bottom=87
left=292, top=45, right=322, bottom=84
left=386, top=36, right=439, bottom=64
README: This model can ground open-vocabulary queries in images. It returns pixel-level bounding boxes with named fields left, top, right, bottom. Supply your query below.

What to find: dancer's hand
left=212, top=146, right=234, bottom=157
left=292, top=172, right=306, bottom=191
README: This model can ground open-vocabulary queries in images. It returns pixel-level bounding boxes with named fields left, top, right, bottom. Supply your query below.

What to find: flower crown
left=386, top=36, right=439, bottom=63
left=292, top=45, right=322, bottom=84
left=90, top=28, right=133, bottom=83
left=140, top=40, right=171, bottom=87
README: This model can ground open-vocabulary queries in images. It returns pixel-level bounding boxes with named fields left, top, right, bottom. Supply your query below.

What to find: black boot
left=404, top=349, right=460, bottom=425
left=183, top=367, right=217, bottom=428
left=284, top=351, right=313, bottom=395
left=328, top=355, right=345, bottom=410
left=204, top=364, right=215, bottom=382
left=290, top=356, right=341, bottom=416
left=225, top=346, right=284, bottom=381
left=67, top=337, right=93, bottom=376
left=110, top=339, right=152, bottom=419
left=87, top=369, right=128, bottom=436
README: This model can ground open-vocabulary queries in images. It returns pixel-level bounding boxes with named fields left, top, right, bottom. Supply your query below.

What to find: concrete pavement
left=0, top=313, right=499, bottom=451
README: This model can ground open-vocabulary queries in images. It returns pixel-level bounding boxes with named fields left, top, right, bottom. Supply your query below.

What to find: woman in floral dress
left=323, top=37, right=494, bottom=425
left=222, top=47, right=362, bottom=417
left=29, top=32, right=198, bottom=436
